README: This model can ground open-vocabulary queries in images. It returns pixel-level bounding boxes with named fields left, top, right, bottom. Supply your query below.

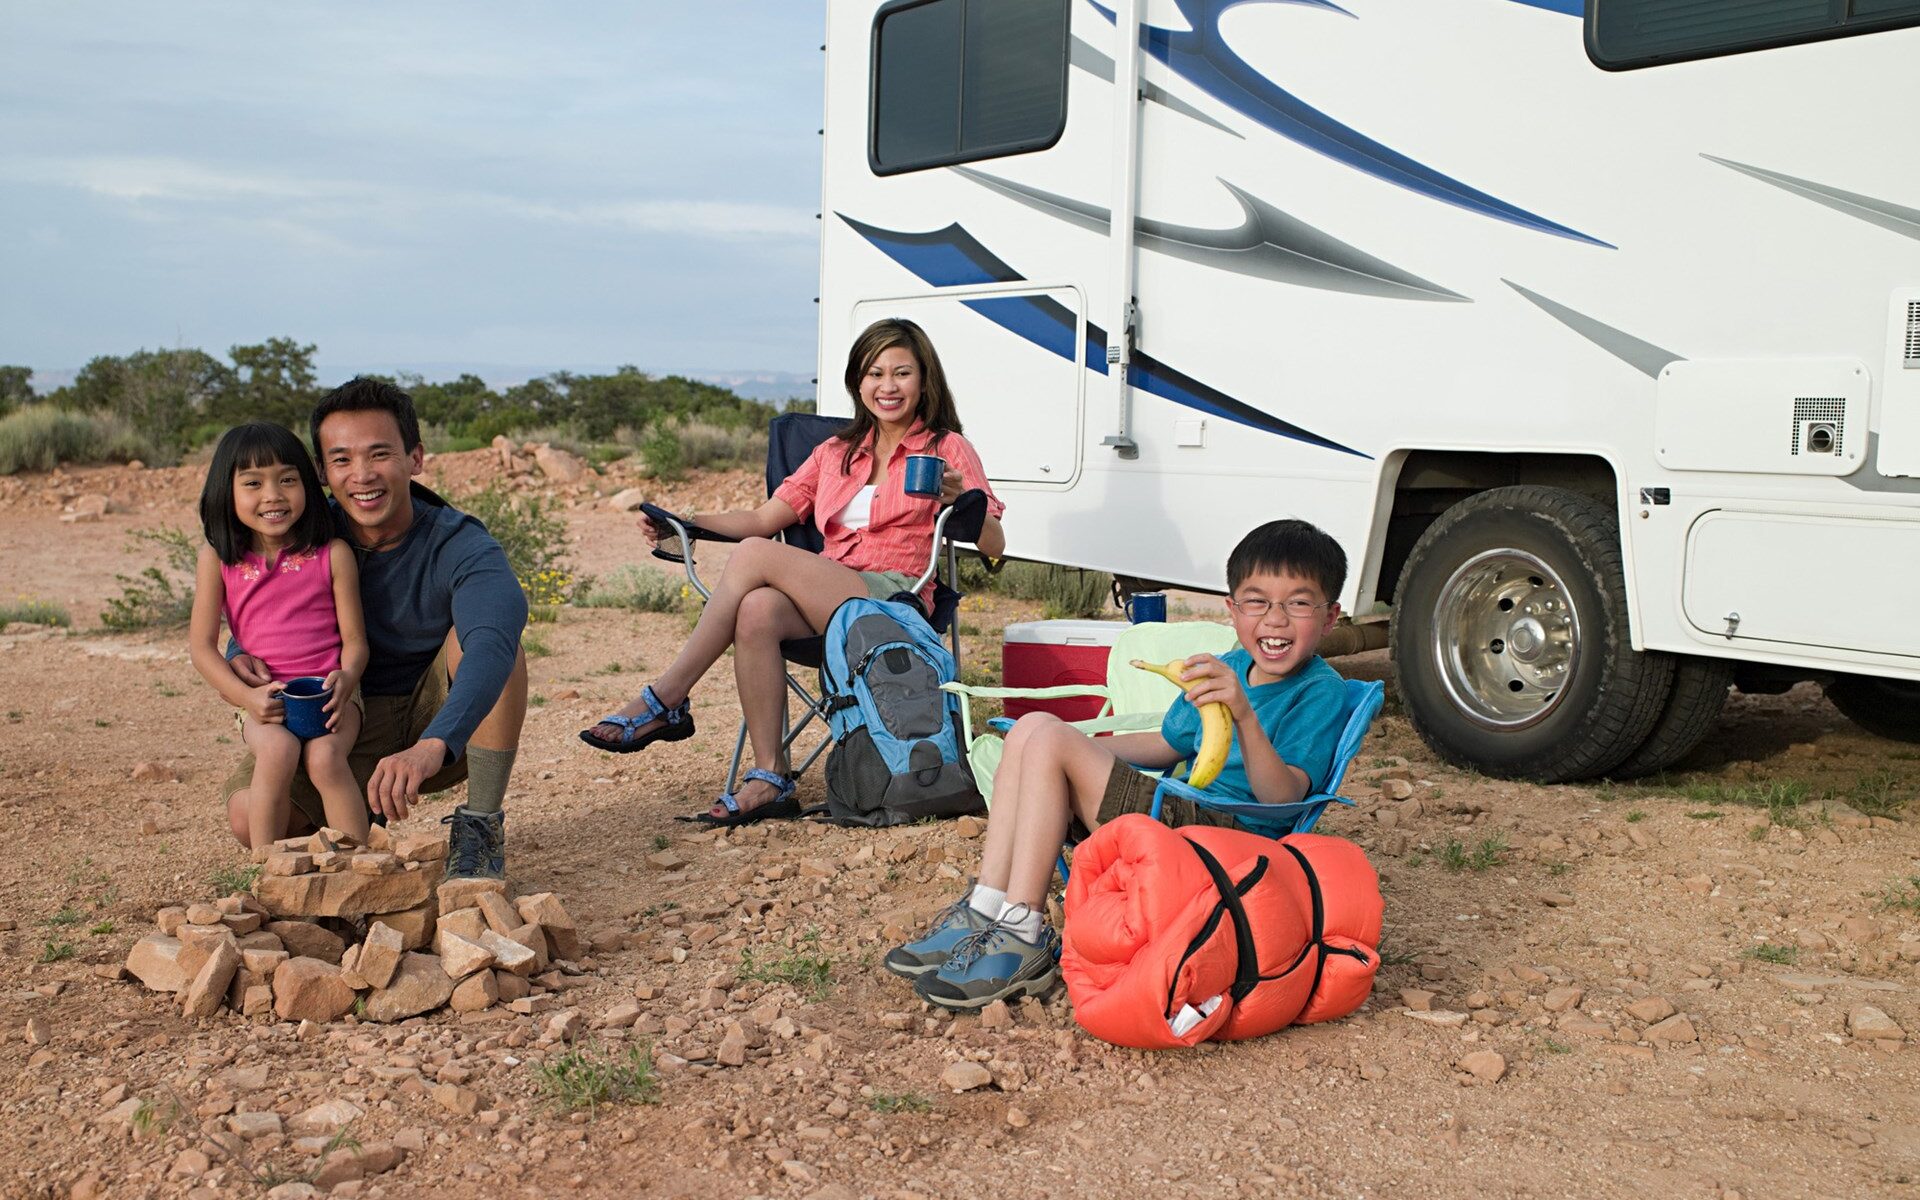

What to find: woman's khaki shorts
left=221, top=647, right=469, bottom=830
left=859, top=569, right=918, bottom=601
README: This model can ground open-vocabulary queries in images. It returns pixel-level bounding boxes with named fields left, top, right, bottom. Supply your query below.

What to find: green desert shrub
left=574, top=564, right=688, bottom=613
left=0, top=405, right=155, bottom=474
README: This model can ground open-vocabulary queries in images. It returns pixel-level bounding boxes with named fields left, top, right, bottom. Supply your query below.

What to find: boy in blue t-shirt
left=884, top=519, right=1351, bottom=1010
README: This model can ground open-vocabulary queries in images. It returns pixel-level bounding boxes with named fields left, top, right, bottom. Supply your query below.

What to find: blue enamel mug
left=903, top=454, right=945, bottom=498
left=280, top=676, right=334, bottom=740
left=1124, top=592, right=1167, bottom=624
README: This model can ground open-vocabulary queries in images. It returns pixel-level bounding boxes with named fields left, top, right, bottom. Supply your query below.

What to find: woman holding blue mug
left=582, top=318, right=1007, bottom=824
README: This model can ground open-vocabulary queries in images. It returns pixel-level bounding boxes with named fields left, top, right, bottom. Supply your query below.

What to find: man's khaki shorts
left=222, top=646, right=469, bottom=830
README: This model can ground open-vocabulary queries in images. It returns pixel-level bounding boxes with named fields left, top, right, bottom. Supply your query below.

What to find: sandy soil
left=2, top=456, right=1917, bottom=1200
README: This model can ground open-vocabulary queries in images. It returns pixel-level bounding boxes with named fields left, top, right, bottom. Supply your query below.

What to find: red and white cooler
left=1000, top=619, right=1130, bottom=723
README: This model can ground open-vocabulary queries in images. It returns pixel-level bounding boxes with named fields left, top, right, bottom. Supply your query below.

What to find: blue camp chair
left=1058, top=677, right=1386, bottom=882
left=642, top=412, right=987, bottom=795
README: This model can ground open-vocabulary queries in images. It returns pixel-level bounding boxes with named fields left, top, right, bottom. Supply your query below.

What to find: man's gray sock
left=462, top=746, right=516, bottom=816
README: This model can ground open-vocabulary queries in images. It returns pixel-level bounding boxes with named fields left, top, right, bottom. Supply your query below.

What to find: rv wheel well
left=1373, top=451, right=1619, bottom=607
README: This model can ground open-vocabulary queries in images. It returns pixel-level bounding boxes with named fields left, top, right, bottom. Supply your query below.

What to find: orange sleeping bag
left=1062, top=814, right=1382, bottom=1049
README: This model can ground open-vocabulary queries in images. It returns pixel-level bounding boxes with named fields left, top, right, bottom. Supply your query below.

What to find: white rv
left=813, top=0, right=1920, bottom=781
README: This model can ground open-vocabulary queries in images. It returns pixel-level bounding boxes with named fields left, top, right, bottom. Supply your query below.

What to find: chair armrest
left=1148, top=776, right=1353, bottom=837
left=944, top=488, right=988, bottom=544
left=911, top=489, right=989, bottom=595
left=1069, top=712, right=1164, bottom=736
left=988, top=710, right=1161, bottom=737
left=941, top=682, right=1113, bottom=703
left=638, top=503, right=741, bottom=600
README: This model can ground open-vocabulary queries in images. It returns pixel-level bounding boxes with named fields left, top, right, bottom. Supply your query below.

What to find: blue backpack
left=819, top=597, right=984, bottom=827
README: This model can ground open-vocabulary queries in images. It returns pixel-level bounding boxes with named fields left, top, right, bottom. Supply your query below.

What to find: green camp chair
left=942, top=621, right=1239, bottom=804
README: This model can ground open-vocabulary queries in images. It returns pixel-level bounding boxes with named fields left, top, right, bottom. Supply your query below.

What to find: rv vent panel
left=1906, top=300, right=1920, bottom=368
left=1790, top=397, right=1845, bottom=455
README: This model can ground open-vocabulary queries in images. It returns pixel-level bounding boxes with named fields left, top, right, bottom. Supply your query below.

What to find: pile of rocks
left=121, top=826, right=586, bottom=1025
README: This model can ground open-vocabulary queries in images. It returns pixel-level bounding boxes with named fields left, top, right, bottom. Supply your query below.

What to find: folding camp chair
left=642, top=411, right=988, bottom=797
left=942, top=620, right=1241, bottom=804
left=1144, top=677, right=1386, bottom=836
left=1042, top=676, right=1385, bottom=882
left=947, top=643, right=1383, bottom=881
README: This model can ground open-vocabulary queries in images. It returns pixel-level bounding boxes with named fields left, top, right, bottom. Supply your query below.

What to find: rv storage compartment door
left=1654, top=359, right=1868, bottom=477
left=1874, top=288, right=1920, bottom=478
left=1682, top=511, right=1920, bottom=658
left=853, top=288, right=1083, bottom=487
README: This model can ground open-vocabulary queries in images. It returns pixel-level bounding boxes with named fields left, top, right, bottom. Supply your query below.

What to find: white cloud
left=1, top=154, right=813, bottom=242
left=0, top=155, right=350, bottom=203
left=496, top=196, right=815, bottom=240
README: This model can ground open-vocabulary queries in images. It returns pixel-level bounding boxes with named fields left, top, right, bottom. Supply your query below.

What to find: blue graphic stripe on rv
left=1090, top=0, right=1610, bottom=247
left=1508, top=0, right=1583, bottom=14
left=838, top=214, right=1368, bottom=458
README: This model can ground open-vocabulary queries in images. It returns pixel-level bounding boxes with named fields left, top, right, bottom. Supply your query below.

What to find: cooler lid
left=1003, top=619, right=1130, bottom=647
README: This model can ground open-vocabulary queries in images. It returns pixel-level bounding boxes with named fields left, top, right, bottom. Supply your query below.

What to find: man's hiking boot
left=913, top=909, right=1060, bottom=1010
left=443, top=806, right=506, bottom=881
left=882, top=894, right=996, bottom=979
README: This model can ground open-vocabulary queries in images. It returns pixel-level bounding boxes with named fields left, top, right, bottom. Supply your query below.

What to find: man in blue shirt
left=221, top=379, right=527, bottom=880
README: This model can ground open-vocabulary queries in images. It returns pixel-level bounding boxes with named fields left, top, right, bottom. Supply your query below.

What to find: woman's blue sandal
left=578, top=686, right=695, bottom=753
left=680, top=768, right=801, bottom=827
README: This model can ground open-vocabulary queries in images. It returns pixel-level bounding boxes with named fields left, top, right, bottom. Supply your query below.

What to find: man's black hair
left=1226, top=518, right=1347, bottom=601
left=199, top=422, right=333, bottom=565
left=310, top=376, right=422, bottom=458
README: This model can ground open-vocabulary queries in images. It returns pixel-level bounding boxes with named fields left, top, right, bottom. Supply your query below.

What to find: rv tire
left=1824, top=674, right=1920, bottom=743
left=1609, top=655, right=1734, bottom=778
left=1390, top=485, right=1672, bottom=782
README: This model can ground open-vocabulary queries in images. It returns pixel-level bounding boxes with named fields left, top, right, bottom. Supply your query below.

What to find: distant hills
left=26, top=364, right=818, bottom=407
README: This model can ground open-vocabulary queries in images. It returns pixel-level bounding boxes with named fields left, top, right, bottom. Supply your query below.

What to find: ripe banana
left=1130, top=658, right=1232, bottom=790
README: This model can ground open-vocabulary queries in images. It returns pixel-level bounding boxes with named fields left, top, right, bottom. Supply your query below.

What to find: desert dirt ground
left=2, top=455, right=1918, bottom=1200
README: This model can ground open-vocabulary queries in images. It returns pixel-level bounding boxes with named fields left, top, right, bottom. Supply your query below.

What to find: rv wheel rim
left=1431, top=549, right=1580, bottom=730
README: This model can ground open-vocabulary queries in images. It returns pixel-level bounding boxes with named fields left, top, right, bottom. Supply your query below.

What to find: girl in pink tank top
left=188, top=423, right=370, bottom=850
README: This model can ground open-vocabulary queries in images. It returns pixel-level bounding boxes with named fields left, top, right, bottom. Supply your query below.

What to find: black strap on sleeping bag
left=1162, top=841, right=1268, bottom=1017
left=1275, top=841, right=1371, bottom=1003
left=1280, top=842, right=1330, bottom=1003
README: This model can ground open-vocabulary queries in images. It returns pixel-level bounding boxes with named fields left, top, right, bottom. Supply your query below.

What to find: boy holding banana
left=885, top=519, right=1352, bottom=1010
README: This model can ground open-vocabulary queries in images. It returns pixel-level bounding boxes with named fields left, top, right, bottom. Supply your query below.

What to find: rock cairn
left=122, top=825, right=585, bottom=1025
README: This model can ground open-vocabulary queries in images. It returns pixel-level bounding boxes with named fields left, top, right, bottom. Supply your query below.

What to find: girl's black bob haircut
left=199, top=422, right=333, bottom=565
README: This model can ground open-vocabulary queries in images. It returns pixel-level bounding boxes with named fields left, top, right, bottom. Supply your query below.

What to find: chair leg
left=777, top=672, right=834, bottom=782
left=724, top=720, right=749, bottom=796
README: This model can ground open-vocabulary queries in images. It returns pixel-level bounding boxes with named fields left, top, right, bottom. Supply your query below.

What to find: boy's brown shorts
left=1071, top=763, right=1240, bottom=840
left=220, top=646, right=470, bottom=830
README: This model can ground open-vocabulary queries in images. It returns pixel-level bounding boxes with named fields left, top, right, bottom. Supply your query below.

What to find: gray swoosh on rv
left=953, top=167, right=1467, bottom=304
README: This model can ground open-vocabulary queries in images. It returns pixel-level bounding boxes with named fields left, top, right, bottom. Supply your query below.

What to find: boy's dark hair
left=310, top=376, right=421, bottom=458
left=1227, top=519, right=1347, bottom=600
left=199, top=422, right=332, bottom=565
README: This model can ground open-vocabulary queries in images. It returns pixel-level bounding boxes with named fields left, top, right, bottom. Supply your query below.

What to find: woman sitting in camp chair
left=580, top=318, right=1005, bottom=825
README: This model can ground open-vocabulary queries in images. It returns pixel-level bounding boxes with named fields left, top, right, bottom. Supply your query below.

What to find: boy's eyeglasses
left=1228, top=597, right=1329, bottom=619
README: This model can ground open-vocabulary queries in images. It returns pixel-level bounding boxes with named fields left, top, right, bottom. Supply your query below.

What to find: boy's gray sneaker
left=913, top=911, right=1061, bottom=1010
left=882, top=895, right=995, bottom=979
left=443, top=806, right=505, bottom=880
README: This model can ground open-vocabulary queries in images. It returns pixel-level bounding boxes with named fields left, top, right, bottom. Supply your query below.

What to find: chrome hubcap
left=1431, top=549, right=1579, bottom=729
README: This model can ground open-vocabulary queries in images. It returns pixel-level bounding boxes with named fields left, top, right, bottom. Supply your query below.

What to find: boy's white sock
left=967, top=883, right=1007, bottom=918
left=997, top=902, right=1045, bottom=942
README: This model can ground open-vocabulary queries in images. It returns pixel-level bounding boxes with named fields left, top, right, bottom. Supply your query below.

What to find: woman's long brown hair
left=836, top=317, right=964, bottom=474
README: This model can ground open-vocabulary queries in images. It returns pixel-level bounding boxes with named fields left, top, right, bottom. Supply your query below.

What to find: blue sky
left=0, top=3, right=828, bottom=382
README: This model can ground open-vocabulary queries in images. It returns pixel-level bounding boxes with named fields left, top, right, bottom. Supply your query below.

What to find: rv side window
left=1588, top=0, right=1920, bottom=69
left=870, top=0, right=1069, bottom=175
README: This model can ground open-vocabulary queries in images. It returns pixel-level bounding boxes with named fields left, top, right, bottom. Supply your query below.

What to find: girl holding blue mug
left=582, top=318, right=1007, bottom=825
left=188, top=423, right=370, bottom=849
